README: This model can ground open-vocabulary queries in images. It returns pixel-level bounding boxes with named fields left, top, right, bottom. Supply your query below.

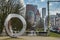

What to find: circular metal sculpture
left=4, top=14, right=26, bottom=37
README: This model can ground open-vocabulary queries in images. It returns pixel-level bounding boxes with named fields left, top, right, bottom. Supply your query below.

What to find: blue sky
left=24, top=0, right=47, bottom=9
left=24, top=0, right=60, bottom=15
left=24, top=0, right=47, bottom=17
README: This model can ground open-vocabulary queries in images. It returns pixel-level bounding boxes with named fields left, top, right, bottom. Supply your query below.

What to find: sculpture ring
left=4, top=14, right=26, bottom=37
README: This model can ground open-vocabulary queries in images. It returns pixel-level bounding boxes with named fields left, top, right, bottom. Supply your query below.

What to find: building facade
left=26, top=4, right=40, bottom=31
left=42, top=8, right=46, bottom=18
left=55, top=13, right=60, bottom=27
left=49, top=13, right=60, bottom=27
left=26, top=4, right=40, bottom=25
left=50, top=15, right=56, bottom=27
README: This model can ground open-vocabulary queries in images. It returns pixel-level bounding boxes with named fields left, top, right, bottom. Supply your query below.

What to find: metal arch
left=4, top=14, right=26, bottom=37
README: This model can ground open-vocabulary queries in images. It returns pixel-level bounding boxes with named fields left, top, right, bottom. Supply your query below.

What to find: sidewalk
left=0, top=36, right=60, bottom=40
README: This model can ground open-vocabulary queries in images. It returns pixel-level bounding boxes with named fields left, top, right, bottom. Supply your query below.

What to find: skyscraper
left=42, top=8, right=46, bottom=32
left=26, top=4, right=37, bottom=25
left=42, top=8, right=46, bottom=18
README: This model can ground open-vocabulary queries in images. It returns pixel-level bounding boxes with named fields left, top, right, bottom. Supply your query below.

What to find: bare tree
left=0, top=0, right=7, bottom=34
left=0, top=0, right=26, bottom=34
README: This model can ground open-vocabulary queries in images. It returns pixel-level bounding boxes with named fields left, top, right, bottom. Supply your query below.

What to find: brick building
left=26, top=4, right=40, bottom=30
left=26, top=4, right=40, bottom=25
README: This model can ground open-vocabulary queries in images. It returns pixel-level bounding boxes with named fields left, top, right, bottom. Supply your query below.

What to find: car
left=56, top=27, right=60, bottom=33
left=50, top=27, right=57, bottom=32
left=50, top=26, right=60, bottom=33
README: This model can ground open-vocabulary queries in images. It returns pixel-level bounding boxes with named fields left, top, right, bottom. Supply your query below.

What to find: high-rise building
left=49, top=15, right=56, bottom=27
left=26, top=4, right=40, bottom=31
left=26, top=4, right=40, bottom=24
left=55, top=13, right=60, bottom=27
left=36, top=10, right=40, bottom=22
left=42, top=8, right=46, bottom=18
left=56, top=13, right=60, bottom=17
left=49, top=13, right=60, bottom=27
left=26, top=4, right=37, bottom=25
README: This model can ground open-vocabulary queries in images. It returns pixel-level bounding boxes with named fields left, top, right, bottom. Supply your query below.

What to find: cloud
left=49, top=10, right=60, bottom=15
left=28, top=0, right=34, bottom=3
left=26, top=2, right=30, bottom=4
left=41, top=0, right=45, bottom=2
left=49, top=3, right=53, bottom=6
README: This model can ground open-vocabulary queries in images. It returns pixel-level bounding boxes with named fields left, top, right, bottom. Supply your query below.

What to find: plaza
left=0, top=36, right=60, bottom=40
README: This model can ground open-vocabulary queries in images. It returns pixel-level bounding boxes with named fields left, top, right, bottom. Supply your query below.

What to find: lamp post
left=47, top=1, right=50, bottom=36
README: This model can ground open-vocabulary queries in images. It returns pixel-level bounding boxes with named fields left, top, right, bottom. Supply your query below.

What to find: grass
left=49, top=32, right=60, bottom=37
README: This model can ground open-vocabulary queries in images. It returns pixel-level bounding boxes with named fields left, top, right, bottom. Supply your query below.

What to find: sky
left=24, top=0, right=60, bottom=16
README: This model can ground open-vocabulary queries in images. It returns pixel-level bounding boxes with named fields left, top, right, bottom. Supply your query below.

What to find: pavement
left=0, top=36, right=60, bottom=40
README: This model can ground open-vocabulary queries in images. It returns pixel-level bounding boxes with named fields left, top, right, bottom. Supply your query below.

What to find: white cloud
left=49, top=3, right=53, bottom=6
left=26, top=2, right=30, bottom=4
left=28, top=0, right=34, bottom=3
left=49, top=10, right=60, bottom=15
left=55, top=2, right=58, bottom=4
left=41, top=0, right=45, bottom=2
